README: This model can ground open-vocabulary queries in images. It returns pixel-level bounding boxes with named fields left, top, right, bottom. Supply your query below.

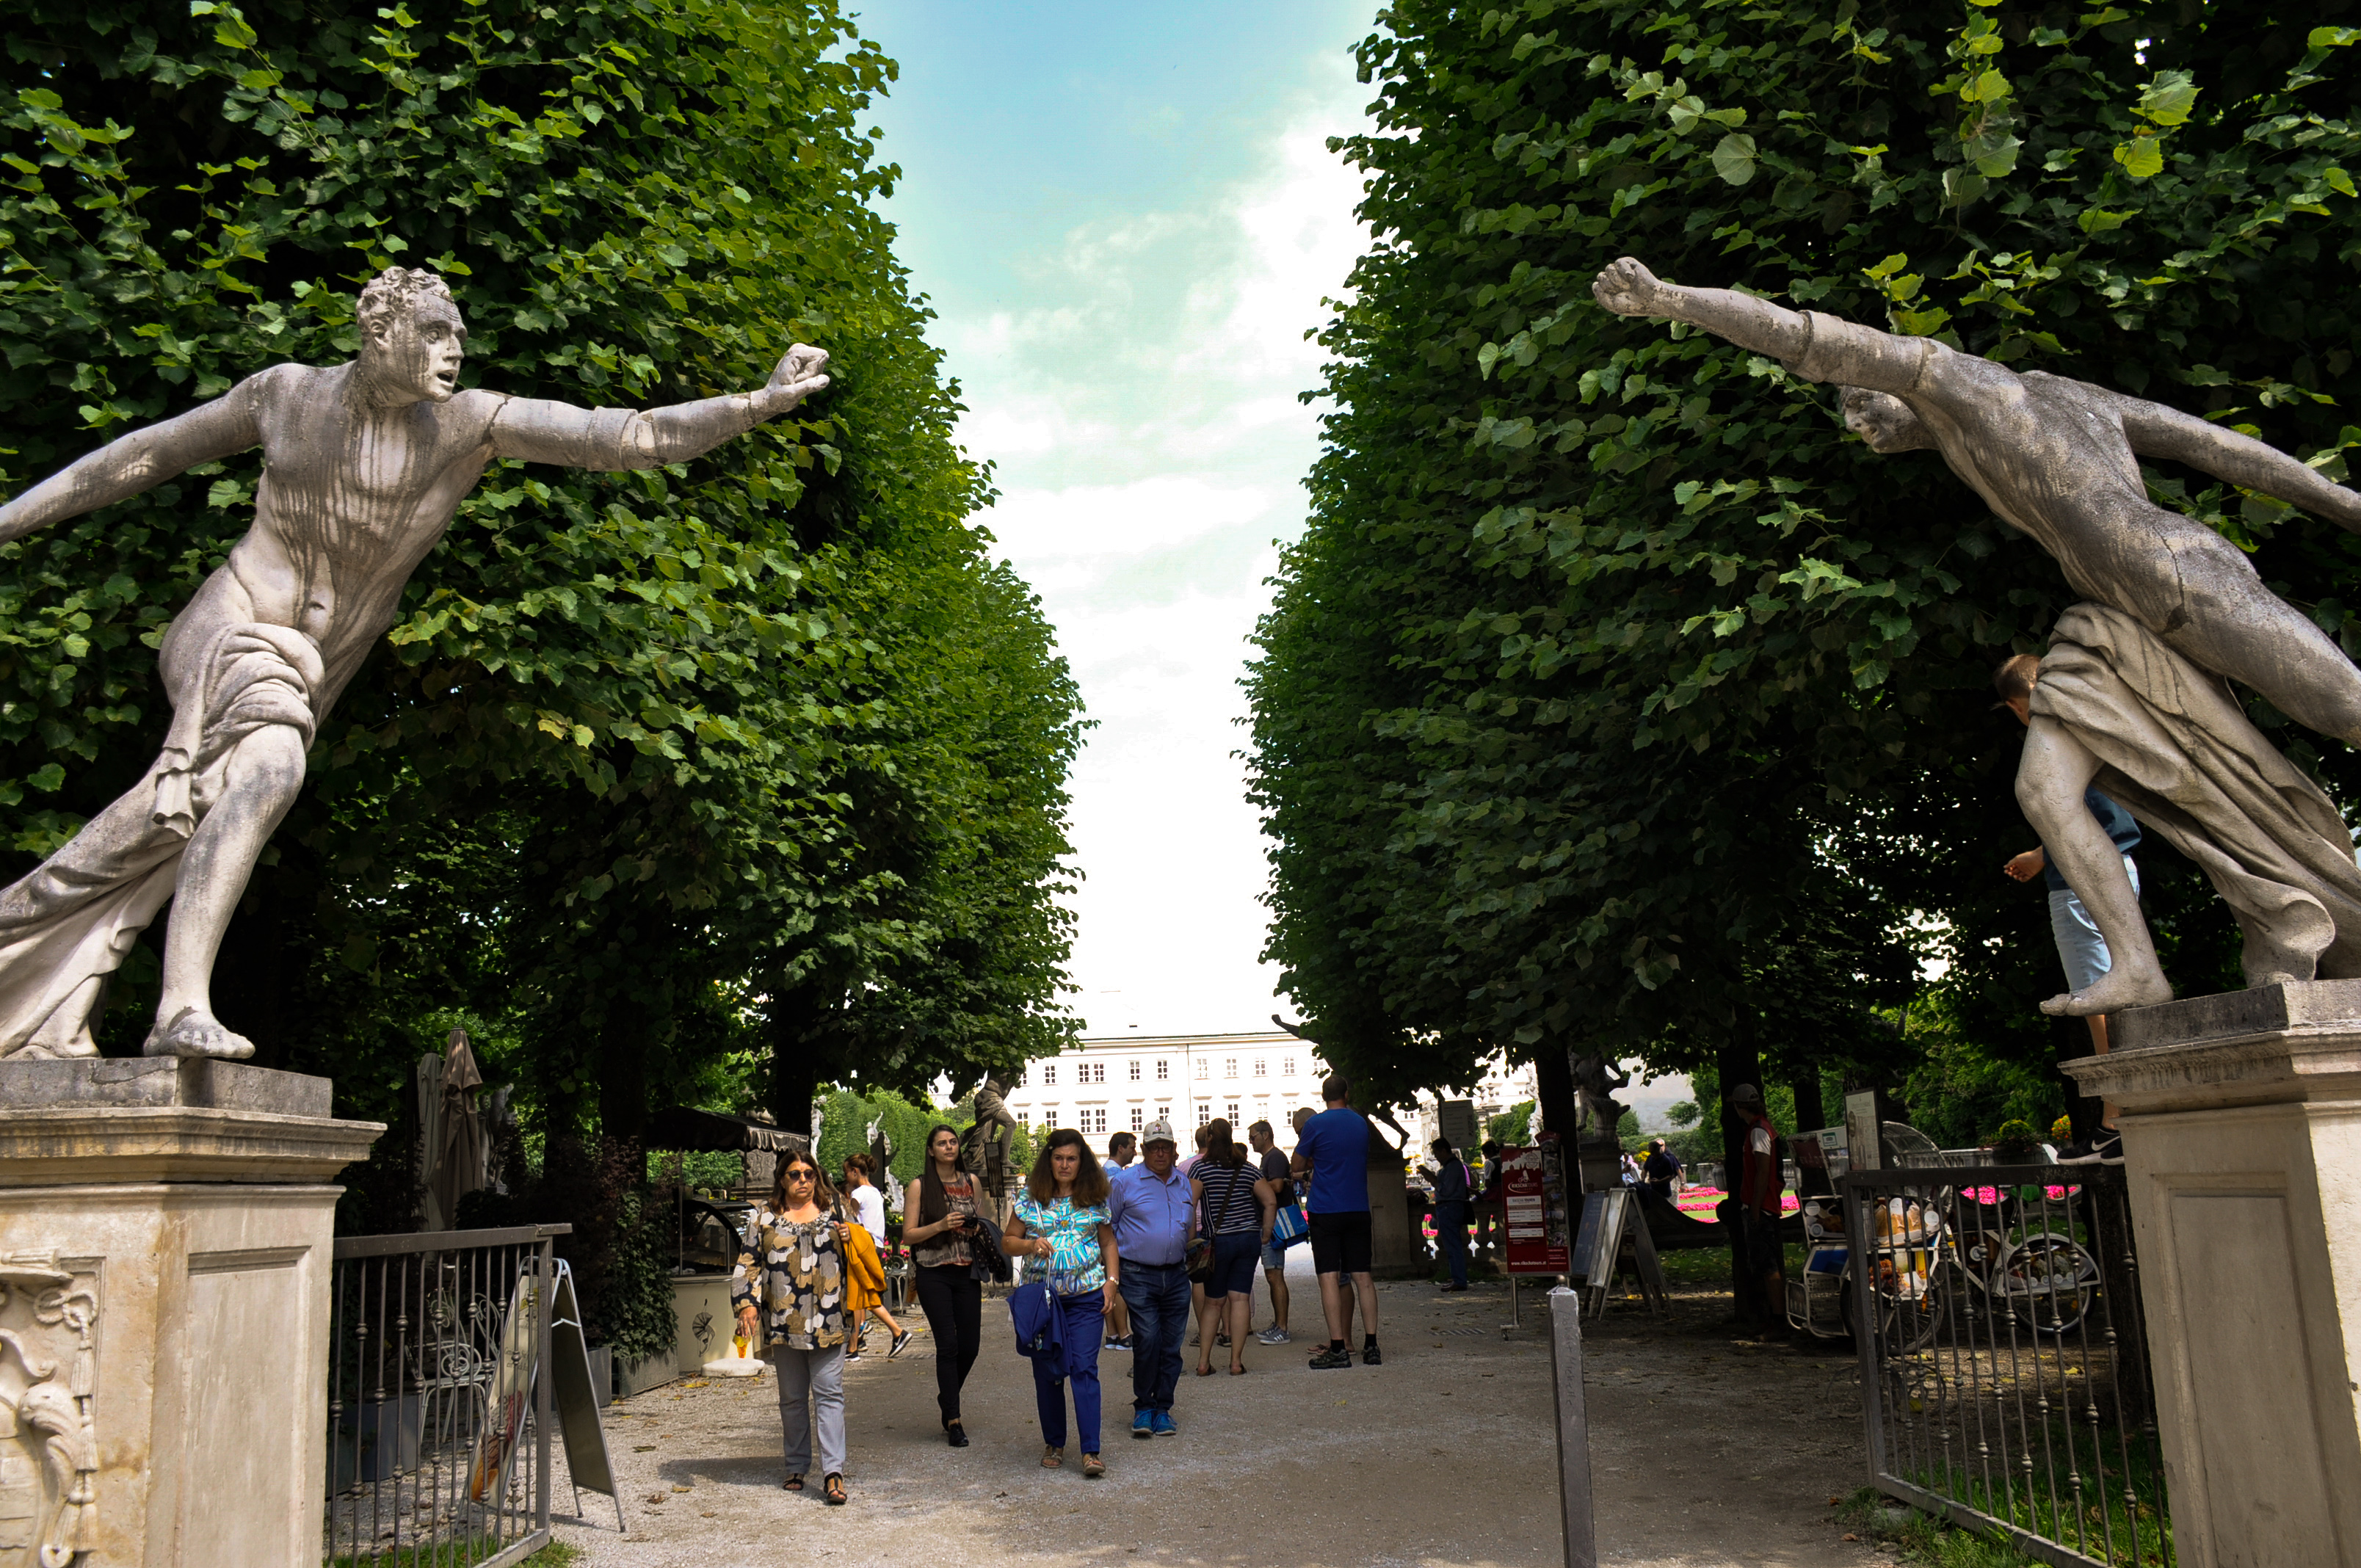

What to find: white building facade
left=998, top=1032, right=1539, bottom=1158
left=1000, top=1032, right=1328, bottom=1153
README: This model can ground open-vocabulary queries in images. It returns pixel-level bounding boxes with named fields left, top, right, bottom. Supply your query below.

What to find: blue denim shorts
left=1259, top=1241, right=1287, bottom=1272
left=2048, top=856, right=2140, bottom=992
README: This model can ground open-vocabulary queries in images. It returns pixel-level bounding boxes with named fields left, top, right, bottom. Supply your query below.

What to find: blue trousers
left=1118, top=1261, right=1191, bottom=1414
left=1033, top=1292, right=1105, bottom=1453
left=1435, top=1199, right=1470, bottom=1287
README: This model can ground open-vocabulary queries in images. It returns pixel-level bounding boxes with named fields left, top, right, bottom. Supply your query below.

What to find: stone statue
left=963, top=1077, right=1017, bottom=1198
left=0, top=268, right=829, bottom=1060
left=1594, top=257, right=2361, bottom=1014
left=1569, top=1050, right=1629, bottom=1135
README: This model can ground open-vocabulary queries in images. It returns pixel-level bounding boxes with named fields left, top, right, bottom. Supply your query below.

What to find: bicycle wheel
left=1998, top=1231, right=2095, bottom=1336
left=1841, top=1255, right=1946, bottom=1354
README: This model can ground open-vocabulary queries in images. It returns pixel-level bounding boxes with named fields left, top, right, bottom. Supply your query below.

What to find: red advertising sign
left=1501, top=1133, right=1570, bottom=1275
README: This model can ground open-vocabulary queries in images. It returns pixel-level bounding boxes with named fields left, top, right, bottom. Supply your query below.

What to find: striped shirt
left=1194, top=1160, right=1263, bottom=1237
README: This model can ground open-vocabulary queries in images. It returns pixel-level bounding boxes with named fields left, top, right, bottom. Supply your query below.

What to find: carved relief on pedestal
left=0, top=1252, right=97, bottom=1568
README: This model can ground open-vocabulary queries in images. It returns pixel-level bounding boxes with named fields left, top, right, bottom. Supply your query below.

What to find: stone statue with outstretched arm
left=1592, top=257, right=2361, bottom=1015
left=0, top=266, right=830, bottom=1059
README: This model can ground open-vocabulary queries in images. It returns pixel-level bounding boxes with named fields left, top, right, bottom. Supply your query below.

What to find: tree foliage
left=1250, top=1, right=2360, bottom=1125
left=0, top=0, right=1081, bottom=1144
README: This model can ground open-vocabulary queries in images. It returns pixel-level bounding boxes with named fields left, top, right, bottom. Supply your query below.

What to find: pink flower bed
left=1675, top=1186, right=1799, bottom=1215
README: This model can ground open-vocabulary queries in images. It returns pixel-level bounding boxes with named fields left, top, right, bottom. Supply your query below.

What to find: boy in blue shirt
left=1290, top=1074, right=1382, bottom=1368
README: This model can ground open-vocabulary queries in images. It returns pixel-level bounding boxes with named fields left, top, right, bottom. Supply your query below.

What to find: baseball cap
left=1139, top=1117, right=1177, bottom=1147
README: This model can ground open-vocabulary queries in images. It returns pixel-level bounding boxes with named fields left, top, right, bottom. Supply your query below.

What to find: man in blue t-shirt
left=1289, top=1074, right=1382, bottom=1369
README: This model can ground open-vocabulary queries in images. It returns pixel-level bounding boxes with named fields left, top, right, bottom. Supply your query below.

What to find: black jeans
left=913, top=1263, right=982, bottom=1422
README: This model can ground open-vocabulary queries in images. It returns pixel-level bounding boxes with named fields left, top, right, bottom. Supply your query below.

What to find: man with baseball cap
left=1106, top=1117, right=1194, bottom=1437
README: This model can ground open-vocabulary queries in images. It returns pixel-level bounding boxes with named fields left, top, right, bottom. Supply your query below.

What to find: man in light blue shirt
left=1105, top=1117, right=1193, bottom=1438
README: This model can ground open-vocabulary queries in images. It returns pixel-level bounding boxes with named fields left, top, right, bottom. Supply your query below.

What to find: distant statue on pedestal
left=963, top=1077, right=1017, bottom=1204
left=1595, top=255, right=2361, bottom=1012
left=0, top=266, right=830, bottom=1060
left=1570, top=1051, right=1629, bottom=1136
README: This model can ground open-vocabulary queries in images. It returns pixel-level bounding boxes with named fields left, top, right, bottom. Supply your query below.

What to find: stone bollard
left=2066, top=980, right=2361, bottom=1568
left=0, top=1057, right=381, bottom=1567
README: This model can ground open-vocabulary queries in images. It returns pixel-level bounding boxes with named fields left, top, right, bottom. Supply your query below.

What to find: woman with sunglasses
left=903, top=1124, right=985, bottom=1446
left=1004, top=1128, right=1119, bottom=1478
left=733, top=1151, right=855, bottom=1504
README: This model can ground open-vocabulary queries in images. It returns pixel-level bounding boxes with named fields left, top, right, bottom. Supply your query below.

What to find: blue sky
left=852, top=1, right=1379, bottom=1036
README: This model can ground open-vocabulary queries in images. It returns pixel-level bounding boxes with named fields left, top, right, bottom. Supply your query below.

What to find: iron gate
left=1843, top=1164, right=2172, bottom=1567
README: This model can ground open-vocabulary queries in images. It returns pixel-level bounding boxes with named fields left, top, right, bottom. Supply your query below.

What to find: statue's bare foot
left=2039, top=968, right=2173, bottom=1018
left=142, top=1006, right=255, bottom=1060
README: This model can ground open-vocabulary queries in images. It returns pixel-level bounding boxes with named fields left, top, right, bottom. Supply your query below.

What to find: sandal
left=823, top=1473, right=846, bottom=1506
left=1081, top=1453, right=1105, bottom=1478
left=1229, top=1362, right=1248, bottom=1375
left=1040, top=1445, right=1064, bottom=1468
left=1194, top=1363, right=1215, bottom=1377
left=782, top=1473, right=803, bottom=1492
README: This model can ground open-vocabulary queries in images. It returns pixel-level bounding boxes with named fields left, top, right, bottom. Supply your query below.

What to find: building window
left=1017, top=1109, right=1031, bottom=1126
left=1041, top=1064, right=1057, bottom=1086
left=1087, top=1107, right=1106, bottom=1133
left=1131, top=1106, right=1144, bottom=1131
left=1156, top=1059, right=1169, bottom=1080
left=1227, top=1102, right=1241, bottom=1122
left=1224, top=1059, right=1238, bottom=1078
left=1253, top=1059, right=1266, bottom=1078
left=1156, top=1104, right=1170, bottom=1122
left=1129, top=1059, right=1142, bottom=1081
left=1282, top=1057, right=1294, bottom=1076
left=1041, top=1106, right=1056, bottom=1127
left=1082, top=1061, right=1102, bottom=1084
left=1196, top=1103, right=1211, bottom=1128
left=1195, top=1059, right=1208, bottom=1079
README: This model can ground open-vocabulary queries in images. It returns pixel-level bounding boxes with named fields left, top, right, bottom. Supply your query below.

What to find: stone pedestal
left=1366, top=1156, right=1425, bottom=1277
left=0, top=1057, right=381, bottom=1568
left=2065, top=981, right=2361, bottom=1567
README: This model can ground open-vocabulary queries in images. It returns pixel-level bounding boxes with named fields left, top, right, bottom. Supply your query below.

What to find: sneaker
left=1131, top=1409, right=1155, bottom=1440
left=842, top=1351, right=862, bottom=1364
left=1256, top=1326, right=1290, bottom=1346
left=1216, top=1333, right=1230, bottom=1348
left=1150, top=1411, right=1177, bottom=1437
left=887, top=1331, right=913, bottom=1359
left=1308, top=1345, right=1353, bottom=1370
left=1361, top=1342, right=1383, bottom=1366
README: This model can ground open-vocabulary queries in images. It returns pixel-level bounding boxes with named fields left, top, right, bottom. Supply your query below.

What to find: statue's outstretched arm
left=2112, top=392, right=2361, bottom=531
left=1593, top=256, right=1813, bottom=361
left=490, top=344, right=830, bottom=471
left=1592, top=257, right=1954, bottom=397
left=0, top=372, right=271, bottom=542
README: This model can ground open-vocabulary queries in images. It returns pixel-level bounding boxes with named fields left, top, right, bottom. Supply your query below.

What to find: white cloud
left=929, top=69, right=1370, bottom=1036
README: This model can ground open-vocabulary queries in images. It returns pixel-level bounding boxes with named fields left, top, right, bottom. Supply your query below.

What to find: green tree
left=1250, top=1, right=2360, bottom=1181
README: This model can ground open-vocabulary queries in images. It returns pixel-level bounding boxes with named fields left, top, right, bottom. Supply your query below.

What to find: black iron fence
left=324, top=1225, right=569, bottom=1568
left=1843, top=1164, right=2172, bottom=1568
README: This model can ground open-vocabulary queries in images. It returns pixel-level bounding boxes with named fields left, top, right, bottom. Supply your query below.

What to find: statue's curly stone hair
left=357, top=266, right=454, bottom=336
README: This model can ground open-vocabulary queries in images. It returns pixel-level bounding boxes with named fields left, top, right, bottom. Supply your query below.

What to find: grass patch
left=1838, top=1482, right=2170, bottom=1568
left=329, top=1538, right=580, bottom=1568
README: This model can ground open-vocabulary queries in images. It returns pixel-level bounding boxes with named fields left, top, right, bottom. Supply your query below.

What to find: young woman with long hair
left=1004, top=1128, right=1119, bottom=1478
left=838, top=1154, right=913, bottom=1361
left=732, top=1150, right=855, bottom=1503
left=902, top=1124, right=985, bottom=1446
left=1189, top=1119, right=1277, bottom=1376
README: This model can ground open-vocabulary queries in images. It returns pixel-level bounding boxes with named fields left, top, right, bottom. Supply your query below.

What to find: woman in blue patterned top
left=1003, top=1128, right=1119, bottom=1478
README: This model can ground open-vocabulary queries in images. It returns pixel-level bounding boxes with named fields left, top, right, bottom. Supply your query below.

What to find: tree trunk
left=1788, top=1071, right=1826, bottom=1137
left=766, top=977, right=821, bottom=1136
left=1534, top=1045, right=1577, bottom=1150
left=598, top=987, right=651, bottom=1144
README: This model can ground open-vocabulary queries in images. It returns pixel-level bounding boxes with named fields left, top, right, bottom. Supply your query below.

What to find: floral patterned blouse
left=1012, top=1191, right=1112, bottom=1297
left=731, top=1207, right=849, bottom=1351
left=910, top=1172, right=981, bottom=1270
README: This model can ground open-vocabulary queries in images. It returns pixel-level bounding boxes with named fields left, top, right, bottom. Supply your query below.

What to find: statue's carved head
left=358, top=266, right=466, bottom=404
left=1840, top=386, right=1936, bottom=454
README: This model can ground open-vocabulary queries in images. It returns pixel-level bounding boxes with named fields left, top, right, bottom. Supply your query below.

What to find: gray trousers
left=772, top=1343, right=846, bottom=1478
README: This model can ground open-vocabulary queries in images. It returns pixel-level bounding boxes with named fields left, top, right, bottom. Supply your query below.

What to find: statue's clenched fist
left=1591, top=256, right=1667, bottom=317
left=760, top=344, right=832, bottom=417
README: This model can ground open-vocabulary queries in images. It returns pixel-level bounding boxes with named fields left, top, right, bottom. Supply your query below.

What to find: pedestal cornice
left=2063, top=980, right=2361, bottom=1114
left=0, top=1106, right=385, bottom=1186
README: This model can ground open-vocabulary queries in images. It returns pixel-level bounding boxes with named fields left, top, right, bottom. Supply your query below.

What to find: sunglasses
left=785, top=1169, right=818, bottom=1182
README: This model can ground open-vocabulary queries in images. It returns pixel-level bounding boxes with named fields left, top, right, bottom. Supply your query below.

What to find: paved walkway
left=548, top=1249, right=1892, bottom=1567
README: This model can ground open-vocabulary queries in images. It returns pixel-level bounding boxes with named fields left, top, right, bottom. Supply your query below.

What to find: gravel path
left=545, top=1250, right=1895, bottom=1567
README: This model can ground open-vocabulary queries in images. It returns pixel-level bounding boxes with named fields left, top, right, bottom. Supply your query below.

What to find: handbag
left=1272, top=1198, right=1310, bottom=1248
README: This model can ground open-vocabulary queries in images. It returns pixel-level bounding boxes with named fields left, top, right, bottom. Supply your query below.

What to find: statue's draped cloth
left=0, top=622, right=321, bottom=1056
left=2034, top=601, right=2361, bottom=979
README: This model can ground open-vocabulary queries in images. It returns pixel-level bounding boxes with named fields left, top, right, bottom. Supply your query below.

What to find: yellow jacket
left=841, top=1220, right=887, bottom=1315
